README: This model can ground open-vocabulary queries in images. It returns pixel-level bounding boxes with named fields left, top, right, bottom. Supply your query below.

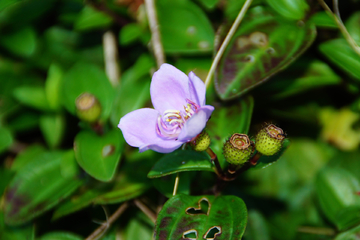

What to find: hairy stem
left=172, top=173, right=180, bottom=196
left=86, top=202, right=129, bottom=240
left=204, top=0, right=253, bottom=89
left=145, top=0, right=165, bottom=68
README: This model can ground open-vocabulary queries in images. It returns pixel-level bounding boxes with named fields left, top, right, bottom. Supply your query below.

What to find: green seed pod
left=190, top=131, right=210, bottom=151
left=75, top=93, right=102, bottom=123
left=255, top=124, right=285, bottom=156
left=223, top=133, right=254, bottom=165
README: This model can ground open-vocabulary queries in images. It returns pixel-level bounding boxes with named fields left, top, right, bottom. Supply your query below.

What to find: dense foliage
left=1, top=0, right=360, bottom=239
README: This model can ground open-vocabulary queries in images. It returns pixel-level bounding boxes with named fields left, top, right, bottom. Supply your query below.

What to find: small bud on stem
left=255, top=124, right=285, bottom=156
left=76, top=93, right=102, bottom=123
left=190, top=131, right=211, bottom=152
left=223, top=133, right=254, bottom=165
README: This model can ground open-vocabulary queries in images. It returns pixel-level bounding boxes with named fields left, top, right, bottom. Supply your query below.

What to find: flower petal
left=188, top=71, right=206, bottom=106
left=150, top=64, right=190, bottom=114
left=177, top=105, right=215, bottom=142
left=140, top=139, right=183, bottom=153
left=118, top=108, right=160, bottom=148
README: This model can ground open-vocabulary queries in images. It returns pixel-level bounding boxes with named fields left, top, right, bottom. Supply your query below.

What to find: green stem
left=204, top=0, right=253, bottom=89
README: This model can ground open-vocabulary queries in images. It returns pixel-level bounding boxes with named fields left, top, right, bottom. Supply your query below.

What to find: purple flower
left=118, top=63, right=214, bottom=153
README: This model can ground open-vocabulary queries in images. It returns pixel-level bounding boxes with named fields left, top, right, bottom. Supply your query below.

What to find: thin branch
left=318, top=0, right=360, bottom=56
left=204, top=0, right=253, bottom=89
left=144, top=0, right=165, bottom=68
left=86, top=202, right=129, bottom=240
left=332, top=0, right=341, bottom=20
left=133, top=199, right=157, bottom=223
left=172, top=173, right=180, bottom=196
left=298, top=226, right=336, bottom=236
left=103, top=31, right=120, bottom=87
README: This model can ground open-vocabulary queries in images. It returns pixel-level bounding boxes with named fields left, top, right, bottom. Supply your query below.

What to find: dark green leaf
left=0, top=127, right=13, bottom=154
left=316, top=166, right=360, bottom=230
left=215, top=7, right=316, bottom=100
left=266, top=0, right=309, bottom=20
left=10, top=145, right=46, bottom=172
left=207, top=95, right=254, bottom=168
left=257, top=59, right=341, bottom=98
left=74, top=6, right=112, bottom=31
left=154, top=194, right=247, bottom=239
left=0, top=168, right=14, bottom=197
left=157, top=0, right=214, bottom=54
left=147, top=149, right=213, bottom=178
left=0, top=212, right=34, bottom=240
left=38, top=231, right=82, bottom=240
left=152, top=172, right=193, bottom=198
left=244, top=210, right=270, bottom=240
left=125, top=211, right=154, bottom=240
left=4, top=150, right=82, bottom=225
left=319, top=39, right=360, bottom=80
left=62, top=62, right=115, bottom=121
left=74, top=129, right=124, bottom=182
left=0, top=27, right=36, bottom=57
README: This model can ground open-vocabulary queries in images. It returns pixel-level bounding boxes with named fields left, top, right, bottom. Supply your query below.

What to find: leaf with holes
left=74, top=129, right=124, bottom=182
left=214, top=6, right=316, bottom=100
left=207, top=95, right=254, bottom=168
left=147, top=149, right=214, bottom=178
left=154, top=194, right=247, bottom=240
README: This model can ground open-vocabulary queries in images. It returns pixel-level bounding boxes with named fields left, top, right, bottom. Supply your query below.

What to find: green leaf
left=207, top=95, right=254, bottom=168
left=0, top=212, right=34, bottom=240
left=39, top=113, right=65, bottom=149
left=11, top=145, right=46, bottom=172
left=45, top=64, right=63, bottom=111
left=147, top=149, right=213, bottom=178
left=215, top=7, right=316, bottom=100
left=335, top=224, right=360, bottom=240
left=316, top=166, right=360, bottom=230
left=0, top=127, right=13, bottom=154
left=52, top=189, right=105, bottom=220
left=319, top=39, right=360, bottom=80
left=266, top=0, right=309, bottom=20
left=62, top=62, right=115, bottom=121
left=309, top=11, right=337, bottom=28
left=0, top=168, right=14, bottom=197
left=94, top=151, right=156, bottom=204
left=125, top=211, right=154, bottom=240
left=195, top=0, right=219, bottom=10
left=110, top=54, right=154, bottom=127
left=38, top=232, right=83, bottom=240
left=13, top=85, right=49, bottom=111
left=119, top=23, right=143, bottom=45
left=256, top=59, right=341, bottom=98
left=154, top=194, right=247, bottom=239
left=244, top=210, right=270, bottom=240
left=4, top=150, right=82, bottom=225
left=346, top=11, right=360, bottom=45
left=74, top=6, right=112, bottom=31
left=255, top=138, right=291, bottom=169
left=157, top=0, right=214, bottom=54
left=74, top=129, right=124, bottom=182
left=0, top=0, right=21, bottom=12
left=0, top=27, right=36, bottom=57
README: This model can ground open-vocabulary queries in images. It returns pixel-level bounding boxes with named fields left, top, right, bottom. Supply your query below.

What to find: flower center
left=156, top=99, right=199, bottom=139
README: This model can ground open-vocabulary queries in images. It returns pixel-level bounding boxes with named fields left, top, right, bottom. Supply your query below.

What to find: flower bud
left=190, top=131, right=210, bottom=151
left=223, top=133, right=254, bottom=165
left=75, top=93, right=101, bottom=123
left=255, top=124, right=285, bottom=156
